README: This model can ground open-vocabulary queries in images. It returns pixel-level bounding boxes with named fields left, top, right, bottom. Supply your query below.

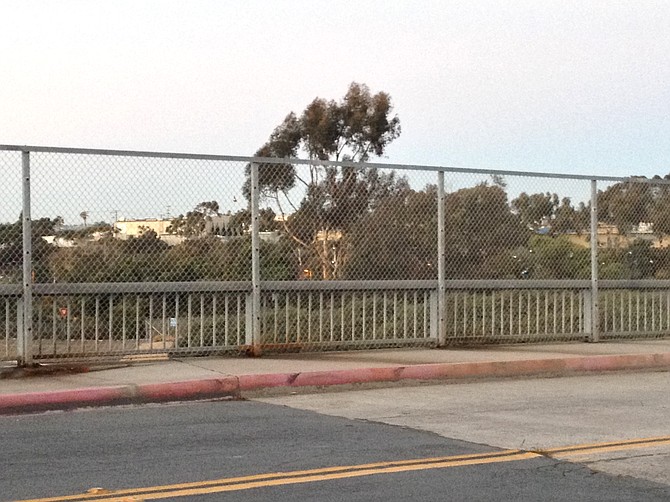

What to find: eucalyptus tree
left=245, top=82, right=404, bottom=279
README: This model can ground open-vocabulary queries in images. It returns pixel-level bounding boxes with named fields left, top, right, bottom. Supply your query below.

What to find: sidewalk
left=1, top=339, right=670, bottom=414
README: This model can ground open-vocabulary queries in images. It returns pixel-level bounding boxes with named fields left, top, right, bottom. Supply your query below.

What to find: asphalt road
left=261, top=370, right=670, bottom=487
left=1, top=380, right=669, bottom=502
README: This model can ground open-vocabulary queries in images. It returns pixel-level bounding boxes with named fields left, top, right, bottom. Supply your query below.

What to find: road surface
left=0, top=371, right=668, bottom=501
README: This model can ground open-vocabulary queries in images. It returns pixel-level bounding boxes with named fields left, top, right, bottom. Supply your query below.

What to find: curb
left=1, top=352, right=669, bottom=415
left=0, top=378, right=241, bottom=415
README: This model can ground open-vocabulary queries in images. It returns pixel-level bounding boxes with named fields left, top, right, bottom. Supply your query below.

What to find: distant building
left=565, top=222, right=669, bottom=249
left=113, top=218, right=173, bottom=238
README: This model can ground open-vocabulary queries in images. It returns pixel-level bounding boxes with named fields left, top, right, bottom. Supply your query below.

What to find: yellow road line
left=547, top=438, right=670, bottom=459
left=18, top=435, right=670, bottom=502
left=112, top=453, right=540, bottom=501
left=17, top=450, right=532, bottom=502
left=540, top=435, right=670, bottom=455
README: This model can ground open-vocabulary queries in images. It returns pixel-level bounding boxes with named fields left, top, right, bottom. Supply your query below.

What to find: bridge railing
left=3, top=280, right=669, bottom=362
left=2, top=144, right=670, bottom=364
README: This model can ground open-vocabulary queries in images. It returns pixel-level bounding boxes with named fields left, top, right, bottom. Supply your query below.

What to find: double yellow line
left=18, top=450, right=538, bottom=502
left=19, top=435, right=670, bottom=502
left=539, top=435, right=670, bottom=459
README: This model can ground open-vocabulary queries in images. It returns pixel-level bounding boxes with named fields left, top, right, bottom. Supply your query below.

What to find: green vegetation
left=3, top=86, right=670, bottom=286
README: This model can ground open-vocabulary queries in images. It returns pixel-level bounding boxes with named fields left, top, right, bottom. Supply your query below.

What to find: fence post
left=249, top=162, right=262, bottom=355
left=582, top=289, right=592, bottom=340
left=589, top=179, right=600, bottom=342
left=429, top=290, right=438, bottom=341
left=17, top=151, right=33, bottom=366
left=437, top=170, right=446, bottom=346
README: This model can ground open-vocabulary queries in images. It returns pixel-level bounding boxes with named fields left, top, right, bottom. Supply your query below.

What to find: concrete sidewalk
left=1, top=339, right=669, bottom=414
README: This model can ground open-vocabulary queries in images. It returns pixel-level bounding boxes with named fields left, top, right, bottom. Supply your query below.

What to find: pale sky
left=2, top=0, right=670, bottom=223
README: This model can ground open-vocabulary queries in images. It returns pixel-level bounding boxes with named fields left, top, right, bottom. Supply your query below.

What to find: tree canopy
left=245, top=82, right=405, bottom=279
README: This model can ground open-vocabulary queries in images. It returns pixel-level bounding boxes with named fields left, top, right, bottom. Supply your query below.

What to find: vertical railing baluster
left=224, top=295, right=229, bottom=346
left=491, top=289, right=498, bottom=338
left=471, top=292, right=476, bottom=338
left=350, top=292, right=355, bottom=342
left=273, top=293, right=278, bottom=343
left=423, top=291, right=428, bottom=338
left=5, top=299, right=10, bottom=356
left=308, top=292, right=313, bottom=343
left=161, top=294, right=167, bottom=350
left=297, top=292, right=302, bottom=343
left=174, top=294, right=180, bottom=349
left=108, top=296, right=114, bottom=351
left=362, top=293, right=367, bottom=341
left=330, top=292, right=334, bottom=342
left=644, top=292, right=648, bottom=332
left=200, top=294, right=205, bottom=348
left=34, top=299, right=41, bottom=356
left=527, top=292, right=532, bottom=336
left=66, top=297, right=72, bottom=353
left=413, top=291, right=417, bottom=339
left=383, top=292, right=388, bottom=339
left=187, top=294, right=192, bottom=348
left=619, top=291, right=625, bottom=334
left=52, top=299, right=57, bottom=354
left=95, top=298, right=99, bottom=352
left=81, top=298, right=86, bottom=353
left=636, top=291, right=640, bottom=332
left=553, top=291, right=557, bottom=336
left=463, top=292, right=467, bottom=338
left=148, top=296, right=154, bottom=350
left=570, top=291, right=581, bottom=334
left=286, top=292, right=290, bottom=344
left=603, top=292, right=608, bottom=334
left=393, top=292, right=398, bottom=340
left=135, top=296, right=140, bottom=350
left=453, top=292, right=458, bottom=339
left=509, top=291, right=513, bottom=337
left=373, top=292, right=377, bottom=340
left=403, top=292, right=408, bottom=339
left=319, top=292, right=324, bottom=342
left=483, top=291, right=487, bottom=338
left=237, top=294, right=242, bottom=346
left=561, top=291, right=565, bottom=334
left=535, top=290, right=540, bottom=335
left=122, top=296, right=127, bottom=350
left=544, top=291, right=548, bottom=335
left=341, top=293, right=345, bottom=342
left=212, top=294, right=217, bottom=347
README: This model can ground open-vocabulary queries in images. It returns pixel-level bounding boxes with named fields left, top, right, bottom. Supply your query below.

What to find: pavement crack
left=583, top=452, right=669, bottom=464
left=172, top=359, right=234, bottom=376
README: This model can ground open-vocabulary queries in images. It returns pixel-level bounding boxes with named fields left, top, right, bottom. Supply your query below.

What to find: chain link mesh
left=27, top=152, right=250, bottom=360
left=2, top=147, right=670, bottom=361
left=596, top=178, right=670, bottom=340
left=0, top=151, right=22, bottom=361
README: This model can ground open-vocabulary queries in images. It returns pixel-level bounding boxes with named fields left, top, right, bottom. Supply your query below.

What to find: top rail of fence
left=2, top=144, right=664, bottom=184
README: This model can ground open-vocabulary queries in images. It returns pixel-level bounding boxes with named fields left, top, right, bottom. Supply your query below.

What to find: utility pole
left=110, top=210, right=119, bottom=238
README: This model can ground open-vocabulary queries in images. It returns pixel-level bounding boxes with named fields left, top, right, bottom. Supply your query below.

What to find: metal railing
left=2, top=144, right=670, bottom=364
left=4, top=280, right=670, bottom=362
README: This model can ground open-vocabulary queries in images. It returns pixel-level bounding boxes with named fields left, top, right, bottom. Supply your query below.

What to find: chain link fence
left=2, top=145, right=670, bottom=363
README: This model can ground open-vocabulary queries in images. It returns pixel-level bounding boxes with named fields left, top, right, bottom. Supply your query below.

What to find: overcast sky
left=2, top=0, right=670, bottom=223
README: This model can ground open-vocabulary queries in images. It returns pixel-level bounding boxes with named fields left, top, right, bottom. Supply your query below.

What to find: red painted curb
left=1, top=352, right=669, bottom=414
left=237, top=352, right=670, bottom=391
left=0, top=386, right=131, bottom=414
left=137, top=377, right=240, bottom=402
left=0, top=378, right=242, bottom=415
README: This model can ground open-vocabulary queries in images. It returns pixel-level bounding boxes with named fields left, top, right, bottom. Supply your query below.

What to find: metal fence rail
left=2, top=144, right=670, bottom=364
left=444, top=289, right=585, bottom=344
left=4, top=282, right=670, bottom=362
